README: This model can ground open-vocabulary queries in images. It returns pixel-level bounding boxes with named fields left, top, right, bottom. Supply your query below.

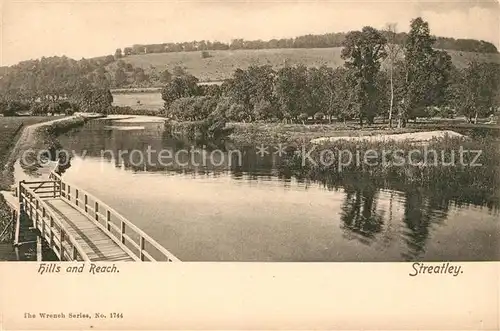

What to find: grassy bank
left=17, top=116, right=86, bottom=180
left=228, top=122, right=425, bottom=147
left=0, top=117, right=64, bottom=189
left=277, top=136, right=499, bottom=209
left=0, top=116, right=73, bottom=243
left=227, top=121, right=500, bottom=147
left=0, top=115, right=87, bottom=243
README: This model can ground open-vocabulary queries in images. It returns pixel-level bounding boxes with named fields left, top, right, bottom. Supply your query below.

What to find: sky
left=0, top=0, right=498, bottom=66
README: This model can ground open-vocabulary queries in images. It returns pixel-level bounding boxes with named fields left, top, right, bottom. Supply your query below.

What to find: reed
left=278, top=136, right=500, bottom=208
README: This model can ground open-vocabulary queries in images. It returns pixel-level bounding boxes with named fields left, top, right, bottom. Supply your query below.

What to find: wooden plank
left=43, top=199, right=135, bottom=262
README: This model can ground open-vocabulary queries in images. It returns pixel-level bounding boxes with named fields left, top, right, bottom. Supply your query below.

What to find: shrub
left=108, top=106, right=159, bottom=117
left=314, top=112, right=325, bottom=120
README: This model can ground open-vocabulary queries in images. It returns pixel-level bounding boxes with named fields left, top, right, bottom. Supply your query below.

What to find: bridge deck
left=11, top=173, right=180, bottom=262
left=44, top=199, right=135, bottom=262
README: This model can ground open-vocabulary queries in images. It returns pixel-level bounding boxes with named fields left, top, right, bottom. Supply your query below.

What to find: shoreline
left=0, top=115, right=88, bottom=247
left=0, top=115, right=84, bottom=191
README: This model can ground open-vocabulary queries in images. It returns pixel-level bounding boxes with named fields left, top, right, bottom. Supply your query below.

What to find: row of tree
left=112, top=61, right=187, bottom=88
left=160, top=18, right=500, bottom=126
left=119, top=31, right=497, bottom=57
left=0, top=55, right=116, bottom=116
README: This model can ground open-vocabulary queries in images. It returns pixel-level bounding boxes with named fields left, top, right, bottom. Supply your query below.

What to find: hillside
left=108, top=47, right=500, bottom=83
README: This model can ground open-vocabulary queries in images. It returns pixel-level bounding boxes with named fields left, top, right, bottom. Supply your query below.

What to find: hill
left=108, top=47, right=500, bottom=83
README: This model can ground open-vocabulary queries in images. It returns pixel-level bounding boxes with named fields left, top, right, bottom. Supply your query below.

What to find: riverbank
left=227, top=122, right=500, bottom=146
left=0, top=115, right=87, bottom=245
left=310, top=130, right=465, bottom=144
left=0, top=115, right=86, bottom=191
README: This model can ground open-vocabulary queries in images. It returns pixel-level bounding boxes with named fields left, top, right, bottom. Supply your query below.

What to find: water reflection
left=28, top=118, right=500, bottom=261
left=340, top=181, right=385, bottom=246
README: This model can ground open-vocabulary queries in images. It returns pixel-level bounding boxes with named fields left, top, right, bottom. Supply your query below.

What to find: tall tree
left=399, top=17, right=452, bottom=127
left=341, top=26, right=387, bottom=125
left=161, top=75, right=201, bottom=110
left=160, top=69, right=172, bottom=84
left=275, top=65, right=310, bottom=123
left=383, top=23, right=403, bottom=127
left=114, top=68, right=127, bottom=87
left=452, top=62, right=500, bottom=123
left=225, top=65, right=276, bottom=122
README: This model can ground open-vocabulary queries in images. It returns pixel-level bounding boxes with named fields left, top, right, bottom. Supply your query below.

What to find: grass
left=0, top=117, right=60, bottom=176
left=277, top=136, right=500, bottom=209
left=108, top=47, right=500, bottom=82
left=228, top=122, right=431, bottom=147
left=0, top=116, right=64, bottom=242
left=112, top=92, right=164, bottom=111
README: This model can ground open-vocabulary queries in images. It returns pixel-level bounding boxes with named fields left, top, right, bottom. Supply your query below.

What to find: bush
left=0, top=101, right=30, bottom=116
left=314, top=112, right=325, bottom=121
left=168, top=116, right=232, bottom=143
left=201, top=51, right=212, bottom=59
left=167, top=96, right=218, bottom=121
left=108, top=106, right=159, bottom=117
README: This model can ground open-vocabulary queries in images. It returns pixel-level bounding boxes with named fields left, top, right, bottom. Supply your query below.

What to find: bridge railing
left=18, top=181, right=90, bottom=261
left=49, top=172, right=180, bottom=262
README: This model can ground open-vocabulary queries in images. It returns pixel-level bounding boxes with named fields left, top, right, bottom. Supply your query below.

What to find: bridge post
left=140, top=237, right=145, bottom=261
left=75, top=190, right=79, bottom=207
left=18, top=181, right=24, bottom=203
left=49, top=216, right=54, bottom=249
left=95, top=202, right=99, bottom=222
left=41, top=208, right=46, bottom=240
left=72, top=245, right=78, bottom=261
left=30, top=195, right=34, bottom=222
left=60, top=231, right=65, bottom=261
left=36, top=236, right=42, bottom=262
left=84, top=195, right=88, bottom=213
left=34, top=200, right=39, bottom=230
left=120, top=222, right=125, bottom=244
left=106, top=210, right=111, bottom=231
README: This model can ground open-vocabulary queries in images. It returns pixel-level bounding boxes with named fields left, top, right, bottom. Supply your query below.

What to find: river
left=12, top=117, right=500, bottom=261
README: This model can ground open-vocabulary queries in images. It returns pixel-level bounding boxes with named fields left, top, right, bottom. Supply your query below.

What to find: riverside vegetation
left=0, top=116, right=87, bottom=243
left=1, top=17, right=499, bottom=241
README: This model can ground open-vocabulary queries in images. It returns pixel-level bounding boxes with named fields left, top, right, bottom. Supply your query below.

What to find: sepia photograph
left=1, top=1, right=499, bottom=329
left=0, top=0, right=498, bottom=266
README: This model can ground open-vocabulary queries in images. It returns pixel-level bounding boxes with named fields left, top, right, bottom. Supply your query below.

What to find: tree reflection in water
left=340, top=181, right=385, bottom=245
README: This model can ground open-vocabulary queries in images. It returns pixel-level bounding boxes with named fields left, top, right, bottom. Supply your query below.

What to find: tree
left=398, top=17, right=452, bottom=127
left=161, top=75, right=201, bottom=110
left=166, top=96, right=219, bottom=121
left=383, top=23, right=403, bottom=127
left=275, top=65, right=311, bottom=123
left=133, top=67, right=148, bottom=84
left=72, top=83, right=113, bottom=114
left=332, top=67, right=357, bottom=122
left=341, top=26, right=387, bottom=125
left=307, top=66, right=333, bottom=120
left=114, top=68, right=127, bottom=87
left=160, top=69, right=172, bottom=84
left=224, top=65, right=276, bottom=122
left=452, top=61, right=500, bottom=123
left=173, top=66, right=187, bottom=77
left=114, top=48, right=123, bottom=60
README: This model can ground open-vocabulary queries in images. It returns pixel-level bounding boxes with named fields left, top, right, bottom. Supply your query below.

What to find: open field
left=112, top=92, right=164, bottom=111
left=110, top=47, right=500, bottom=82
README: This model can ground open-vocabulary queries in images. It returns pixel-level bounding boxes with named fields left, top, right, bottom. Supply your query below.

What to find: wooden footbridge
left=2, top=171, right=180, bottom=262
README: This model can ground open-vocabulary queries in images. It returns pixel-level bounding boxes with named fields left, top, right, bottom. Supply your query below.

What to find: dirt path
left=0, top=116, right=78, bottom=190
